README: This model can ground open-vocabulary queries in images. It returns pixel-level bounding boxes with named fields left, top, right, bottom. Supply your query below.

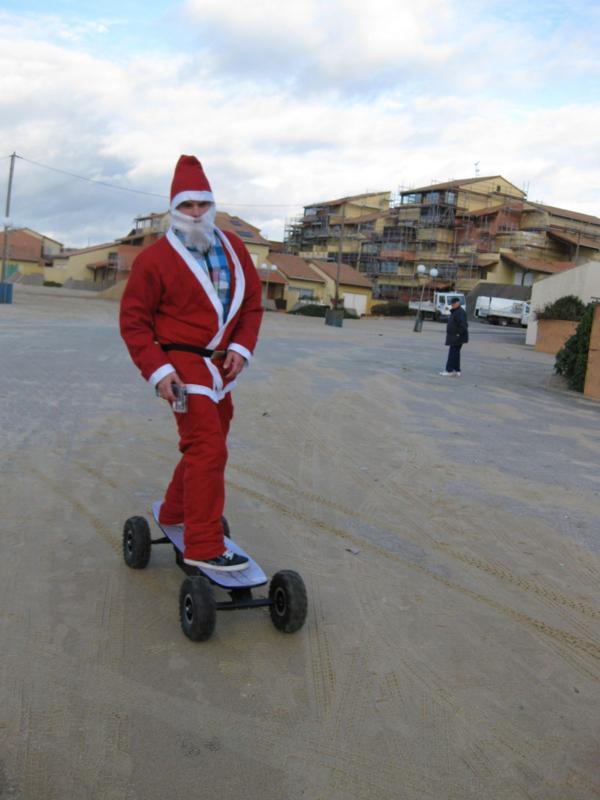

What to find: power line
left=17, top=155, right=169, bottom=200
left=15, top=153, right=303, bottom=208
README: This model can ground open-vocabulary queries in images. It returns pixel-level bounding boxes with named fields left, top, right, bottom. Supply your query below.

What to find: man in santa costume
left=120, top=155, right=263, bottom=571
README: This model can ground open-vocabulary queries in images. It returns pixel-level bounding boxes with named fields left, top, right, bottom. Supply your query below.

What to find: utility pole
left=334, top=204, right=345, bottom=308
left=325, top=205, right=345, bottom=327
left=1, top=152, right=16, bottom=284
left=0, top=152, right=16, bottom=303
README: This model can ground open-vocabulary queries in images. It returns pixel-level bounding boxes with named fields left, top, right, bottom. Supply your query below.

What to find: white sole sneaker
left=183, top=553, right=249, bottom=572
left=439, top=371, right=452, bottom=376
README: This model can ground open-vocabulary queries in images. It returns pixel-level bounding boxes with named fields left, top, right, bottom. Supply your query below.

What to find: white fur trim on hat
left=171, top=190, right=214, bottom=211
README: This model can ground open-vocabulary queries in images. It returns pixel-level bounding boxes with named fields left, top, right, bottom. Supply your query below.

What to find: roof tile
left=268, top=253, right=325, bottom=282
left=309, top=259, right=373, bottom=288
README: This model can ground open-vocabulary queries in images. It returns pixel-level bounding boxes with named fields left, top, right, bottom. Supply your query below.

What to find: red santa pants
left=159, top=393, right=233, bottom=560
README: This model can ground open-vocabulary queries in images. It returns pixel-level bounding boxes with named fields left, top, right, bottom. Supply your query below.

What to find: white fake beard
left=170, top=205, right=217, bottom=252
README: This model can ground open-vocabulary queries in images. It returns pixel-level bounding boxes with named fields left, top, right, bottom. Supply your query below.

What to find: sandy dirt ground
left=1, top=288, right=599, bottom=800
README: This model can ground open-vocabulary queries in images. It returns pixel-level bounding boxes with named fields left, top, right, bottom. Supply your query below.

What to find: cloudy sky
left=1, top=0, right=599, bottom=247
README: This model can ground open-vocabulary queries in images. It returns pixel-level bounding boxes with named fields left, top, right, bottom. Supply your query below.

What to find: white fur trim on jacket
left=211, top=229, right=245, bottom=341
left=228, top=342, right=252, bottom=364
left=163, top=227, right=248, bottom=401
left=186, top=380, right=238, bottom=403
left=166, top=228, right=224, bottom=326
left=150, top=363, right=176, bottom=387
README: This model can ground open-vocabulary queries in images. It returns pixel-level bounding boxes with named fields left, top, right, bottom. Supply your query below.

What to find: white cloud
left=183, top=0, right=459, bottom=90
left=0, top=11, right=114, bottom=45
left=0, top=3, right=599, bottom=247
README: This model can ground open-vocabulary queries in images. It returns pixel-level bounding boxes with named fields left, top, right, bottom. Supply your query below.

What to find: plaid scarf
left=176, top=230, right=231, bottom=319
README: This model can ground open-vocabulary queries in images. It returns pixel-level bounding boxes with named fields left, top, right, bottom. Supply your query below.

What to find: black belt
left=161, top=343, right=226, bottom=360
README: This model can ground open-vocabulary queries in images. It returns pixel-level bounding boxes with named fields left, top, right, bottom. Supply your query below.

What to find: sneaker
left=184, top=549, right=249, bottom=572
left=439, top=371, right=453, bottom=376
left=452, top=371, right=461, bottom=377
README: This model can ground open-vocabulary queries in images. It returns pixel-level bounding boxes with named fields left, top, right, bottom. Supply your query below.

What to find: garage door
left=343, top=292, right=367, bottom=316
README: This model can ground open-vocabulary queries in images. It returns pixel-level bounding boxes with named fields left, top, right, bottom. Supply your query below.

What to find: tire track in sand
left=226, top=479, right=600, bottom=677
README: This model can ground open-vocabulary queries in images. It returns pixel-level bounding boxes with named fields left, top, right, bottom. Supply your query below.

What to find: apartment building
left=266, top=252, right=374, bottom=314
left=284, top=191, right=390, bottom=269
left=267, top=252, right=326, bottom=309
left=1, top=228, right=63, bottom=283
left=359, top=175, right=600, bottom=301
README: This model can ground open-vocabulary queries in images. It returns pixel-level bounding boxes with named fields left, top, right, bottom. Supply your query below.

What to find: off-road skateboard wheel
left=179, top=577, right=216, bottom=641
left=269, top=570, right=307, bottom=633
left=122, top=516, right=152, bottom=569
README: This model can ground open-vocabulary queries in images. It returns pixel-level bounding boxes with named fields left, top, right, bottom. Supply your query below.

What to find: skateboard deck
left=151, top=501, right=267, bottom=589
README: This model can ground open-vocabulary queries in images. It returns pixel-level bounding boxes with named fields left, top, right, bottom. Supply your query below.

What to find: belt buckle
left=211, top=349, right=226, bottom=362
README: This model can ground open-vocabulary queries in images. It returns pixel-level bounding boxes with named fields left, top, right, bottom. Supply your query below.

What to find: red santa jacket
left=120, top=227, right=263, bottom=402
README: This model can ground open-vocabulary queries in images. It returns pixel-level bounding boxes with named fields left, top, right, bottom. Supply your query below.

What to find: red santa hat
left=170, top=155, right=214, bottom=211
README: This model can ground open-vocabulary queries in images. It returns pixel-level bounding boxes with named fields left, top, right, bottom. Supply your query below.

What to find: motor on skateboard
left=122, top=502, right=308, bottom=642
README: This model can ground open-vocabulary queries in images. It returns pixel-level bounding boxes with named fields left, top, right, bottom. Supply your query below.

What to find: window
left=421, top=210, right=442, bottom=224
left=298, top=288, right=314, bottom=300
left=376, top=284, right=400, bottom=299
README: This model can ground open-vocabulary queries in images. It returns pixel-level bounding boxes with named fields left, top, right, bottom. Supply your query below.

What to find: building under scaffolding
left=359, top=175, right=530, bottom=301
left=362, top=176, right=600, bottom=302
left=284, top=191, right=390, bottom=269
left=286, top=176, right=600, bottom=304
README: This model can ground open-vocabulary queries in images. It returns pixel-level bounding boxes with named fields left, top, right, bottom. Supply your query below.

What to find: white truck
left=475, top=296, right=530, bottom=327
left=409, top=291, right=466, bottom=321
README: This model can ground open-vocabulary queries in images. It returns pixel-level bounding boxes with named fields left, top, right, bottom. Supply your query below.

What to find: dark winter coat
left=445, top=305, right=469, bottom=346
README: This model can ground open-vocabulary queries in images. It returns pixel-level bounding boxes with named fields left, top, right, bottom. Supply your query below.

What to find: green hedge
left=537, top=294, right=585, bottom=321
left=370, top=301, right=411, bottom=317
left=555, top=304, right=594, bottom=391
left=289, top=304, right=358, bottom=319
left=289, top=304, right=328, bottom=317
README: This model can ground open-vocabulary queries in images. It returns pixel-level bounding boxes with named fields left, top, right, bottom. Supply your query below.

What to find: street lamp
left=413, top=264, right=439, bottom=332
left=261, top=262, right=270, bottom=309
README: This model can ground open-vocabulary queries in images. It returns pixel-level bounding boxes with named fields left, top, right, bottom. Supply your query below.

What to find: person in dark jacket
left=440, top=297, right=468, bottom=376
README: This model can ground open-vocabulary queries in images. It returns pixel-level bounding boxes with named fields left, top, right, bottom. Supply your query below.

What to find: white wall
left=526, top=258, right=600, bottom=345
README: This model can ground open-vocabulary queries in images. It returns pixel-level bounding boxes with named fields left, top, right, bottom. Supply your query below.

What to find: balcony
left=303, top=227, right=330, bottom=240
